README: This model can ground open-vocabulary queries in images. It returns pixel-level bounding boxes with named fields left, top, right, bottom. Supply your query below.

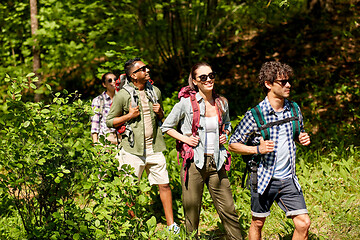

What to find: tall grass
left=186, top=142, right=360, bottom=239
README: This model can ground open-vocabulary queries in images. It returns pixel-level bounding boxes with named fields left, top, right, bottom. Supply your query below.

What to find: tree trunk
left=30, top=0, right=41, bottom=102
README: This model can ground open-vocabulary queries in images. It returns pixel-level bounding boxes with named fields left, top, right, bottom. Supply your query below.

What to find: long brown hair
left=187, top=62, right=228, bottom=117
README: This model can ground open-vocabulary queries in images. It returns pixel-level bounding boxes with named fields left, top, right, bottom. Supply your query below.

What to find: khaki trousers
left=181, top=155, right=243, bottom=240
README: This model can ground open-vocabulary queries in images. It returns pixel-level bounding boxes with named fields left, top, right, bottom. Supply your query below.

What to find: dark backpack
left=176, top=86, right=231, bottom=186
left=241, top=101, right=301, bottom=191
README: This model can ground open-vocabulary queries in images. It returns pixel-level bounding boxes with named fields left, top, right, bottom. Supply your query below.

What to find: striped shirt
left=229, top=97, right=304, bottom=195
left=91, top=91, right=116, bottom=137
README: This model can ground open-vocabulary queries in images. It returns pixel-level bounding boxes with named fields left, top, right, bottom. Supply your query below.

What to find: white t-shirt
left=205, top=116, right=218, bottom=154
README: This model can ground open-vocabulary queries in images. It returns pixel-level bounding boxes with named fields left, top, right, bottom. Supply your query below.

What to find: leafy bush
left=0, top=74, right=173, bottom=239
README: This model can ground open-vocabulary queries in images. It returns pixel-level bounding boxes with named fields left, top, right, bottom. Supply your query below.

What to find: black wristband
left=257, top=145, right=260, bottom=155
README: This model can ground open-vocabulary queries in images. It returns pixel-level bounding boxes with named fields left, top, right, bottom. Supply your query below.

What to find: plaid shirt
left=91, top=91, right=116, bottom=137
left=229, top=97, right=304, bottom=195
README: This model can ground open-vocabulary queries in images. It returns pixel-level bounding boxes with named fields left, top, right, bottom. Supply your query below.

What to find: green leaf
left=30, top=83, right=37, bottom=89
left=54, top=176, right=61, bottom=183
left=41, top=109, right=50, bottom=114
left=52, top=212, right=62, bottom=219
left=26, top=72, right=35, bottom=78
left=146, top=216, right=157, bottom=228
left=38, top=159, right=46, bottom=165
left=95, top=219, right=100, bottom=227
left=23, top=121, right=30, bottom=128
left=139, top=182, right=151, bottom=192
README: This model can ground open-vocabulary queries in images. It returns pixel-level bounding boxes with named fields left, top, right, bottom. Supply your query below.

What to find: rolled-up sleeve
left=161, top=100, right=185, bottom=133
left=91, top=97, right=101, bottom=134
left=229, top=110, right=256, bottom=145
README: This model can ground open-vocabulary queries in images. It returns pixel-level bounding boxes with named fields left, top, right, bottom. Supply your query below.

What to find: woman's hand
left=185, top=135, right=200, bottom=147
left=219, top=134, right=227, bottom=145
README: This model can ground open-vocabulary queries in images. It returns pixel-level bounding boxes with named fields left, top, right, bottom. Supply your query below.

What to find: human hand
left=298, top=132, right=311, bottom=146
left=185, top=135, right=200, bottom=147
left=153, top=103, right=161, bottom=114
left=258, top=137, right=274, bottom=154
left=153, top=103, right=164, bottom=119
left=219, top=134, right=227, bottom=145
left=128, top=105, right=140, bottom=119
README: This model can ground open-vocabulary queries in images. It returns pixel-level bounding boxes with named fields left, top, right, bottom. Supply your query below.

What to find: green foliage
left=0, top=73, right=173, bottom=239
left=1, top=0, right=360, bottom=238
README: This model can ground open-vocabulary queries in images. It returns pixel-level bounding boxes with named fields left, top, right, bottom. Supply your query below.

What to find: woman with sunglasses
left=91, top=72, right=119, bottom=144
left=161, top=62, right=243, bottom=239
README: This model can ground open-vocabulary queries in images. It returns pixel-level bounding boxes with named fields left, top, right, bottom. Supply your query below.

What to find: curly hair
left=258, top=61, right=293, bottom=93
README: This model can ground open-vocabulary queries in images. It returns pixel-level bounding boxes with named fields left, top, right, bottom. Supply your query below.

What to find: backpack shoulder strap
left=190, top=93, right=200, bottom=136
left=289, top=101, right=301, bottom=140
left=122, top=83, right=138, bottom=108
left=250, top=105, right=270, bottom=140
left=145, top=81, right=158, bottom=104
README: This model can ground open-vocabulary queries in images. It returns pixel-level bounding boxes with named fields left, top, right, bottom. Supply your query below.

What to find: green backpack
left=241, top=101, right=301, bottom=191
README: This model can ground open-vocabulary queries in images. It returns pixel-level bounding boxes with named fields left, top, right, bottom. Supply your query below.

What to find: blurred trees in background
left=0, top=0, right=359, bottom=143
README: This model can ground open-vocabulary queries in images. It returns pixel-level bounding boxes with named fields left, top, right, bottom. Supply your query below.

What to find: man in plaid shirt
left=91, top=72, right=118, bottom=144
left=229, top=62, right=311, bottom=240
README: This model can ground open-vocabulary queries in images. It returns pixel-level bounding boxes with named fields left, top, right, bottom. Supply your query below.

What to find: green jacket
left=106, top=82, right=166, bottom=156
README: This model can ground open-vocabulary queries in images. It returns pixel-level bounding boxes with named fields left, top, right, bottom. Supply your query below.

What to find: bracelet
left=256, top=145, right=260, bottom=155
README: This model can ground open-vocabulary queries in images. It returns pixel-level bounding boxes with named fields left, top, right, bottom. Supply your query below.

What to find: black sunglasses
left=132, top=65, right=150, bottom=74
left=107, top=78, right=117, bottom=83
left=197, top=72, right=216, bottom=82
left=274, top=79, right=291, bottom=87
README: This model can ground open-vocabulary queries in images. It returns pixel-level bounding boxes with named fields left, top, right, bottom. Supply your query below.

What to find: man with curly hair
left=229, top=61, right=311, bottom=239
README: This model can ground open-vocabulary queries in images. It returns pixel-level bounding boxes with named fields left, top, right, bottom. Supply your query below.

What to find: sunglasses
left=132, top=65, right=150, bottom=74
left=274, top=79, right=291, bottom=87
left=107, top=78, right=117, bottom=83
left=197, top=72, right=216, bottom=82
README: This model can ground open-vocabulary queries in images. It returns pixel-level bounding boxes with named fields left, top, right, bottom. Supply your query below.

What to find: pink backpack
left=176, top=86, right=231, bottom=183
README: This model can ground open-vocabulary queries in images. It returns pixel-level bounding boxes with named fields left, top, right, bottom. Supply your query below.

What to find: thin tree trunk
left=30, top=0, right=41, bottom=102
